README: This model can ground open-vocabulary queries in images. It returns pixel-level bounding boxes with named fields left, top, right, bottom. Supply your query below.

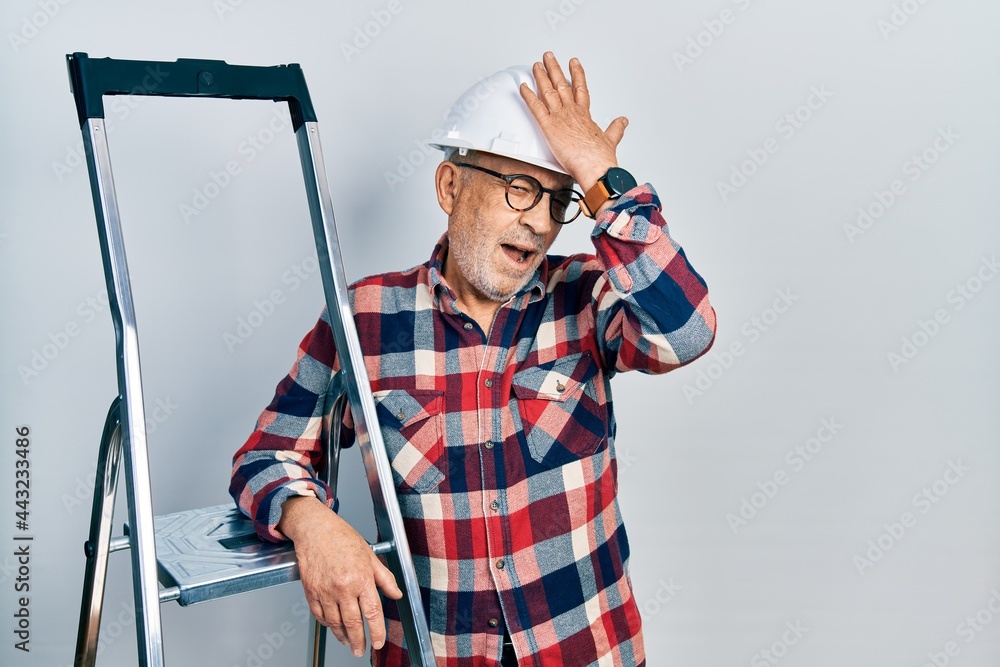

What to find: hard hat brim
left=428, top=141, right=571, bottom=178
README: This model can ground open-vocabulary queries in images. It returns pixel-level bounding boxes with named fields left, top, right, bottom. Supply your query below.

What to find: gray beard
left=447, top=212, right=542, bottom=303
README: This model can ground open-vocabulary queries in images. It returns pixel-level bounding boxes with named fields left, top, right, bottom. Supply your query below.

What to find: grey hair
left=442, top=147, right=477, bottom=183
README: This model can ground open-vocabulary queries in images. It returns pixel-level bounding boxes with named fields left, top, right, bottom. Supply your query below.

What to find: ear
left=435, top=161, right=463, bottom=216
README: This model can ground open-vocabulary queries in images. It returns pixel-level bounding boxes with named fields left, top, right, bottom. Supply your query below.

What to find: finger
left=339, top=599, right=369, bottom=657
left=307, top=598, right=327, bottom=631
left=569, top=57, right=590, bottom=109
left=532, top=60, right=562, bottom=111
left=519, top=82, right=551, bottom=126
left=372, top=556, right=404, bottom=600
left=542, top=51, right=574, bottom=104
left=360, top=586, right=388, bottom=650
left=316, top=598, right=349, bottom=646
left=604, top=116, right=629, bottom=148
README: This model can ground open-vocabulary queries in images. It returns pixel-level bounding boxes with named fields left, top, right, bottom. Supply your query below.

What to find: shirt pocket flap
left=511, top=351, right=599, bottom=402
left=371, top=388, right=446, bottom=494
left=373, top=389, right=443, bottom=429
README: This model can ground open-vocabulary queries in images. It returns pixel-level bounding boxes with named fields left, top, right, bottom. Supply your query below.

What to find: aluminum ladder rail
left=66, top=52, right=435, bottom=667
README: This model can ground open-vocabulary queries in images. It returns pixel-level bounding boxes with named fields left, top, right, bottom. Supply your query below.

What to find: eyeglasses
left=452, top=163, right=585, bottom=224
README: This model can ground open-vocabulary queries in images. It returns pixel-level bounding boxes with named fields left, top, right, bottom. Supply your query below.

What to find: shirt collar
left=426, top=232, right=548, bottom=312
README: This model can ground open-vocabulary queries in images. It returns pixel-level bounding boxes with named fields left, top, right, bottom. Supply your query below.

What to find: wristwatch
left=580, top=167, right=637, bottom=218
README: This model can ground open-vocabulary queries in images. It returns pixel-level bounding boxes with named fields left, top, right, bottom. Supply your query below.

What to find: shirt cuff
left=591, top=183, right=663, bottom=245
left=254, top=479, right=336, bottom=543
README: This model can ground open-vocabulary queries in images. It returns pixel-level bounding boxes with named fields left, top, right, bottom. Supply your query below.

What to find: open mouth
left=500, top=243, right=535, bottom=265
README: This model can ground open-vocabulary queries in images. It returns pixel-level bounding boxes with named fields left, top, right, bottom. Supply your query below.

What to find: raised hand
left=518, top=51, right=628, bottom=192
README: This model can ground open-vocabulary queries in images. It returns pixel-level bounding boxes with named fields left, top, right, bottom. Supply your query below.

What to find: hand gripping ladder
left=67, top=52, right=436, bottom=667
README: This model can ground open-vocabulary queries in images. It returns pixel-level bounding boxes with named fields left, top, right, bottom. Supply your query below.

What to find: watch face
left=606, top=167, right=637, bottom=195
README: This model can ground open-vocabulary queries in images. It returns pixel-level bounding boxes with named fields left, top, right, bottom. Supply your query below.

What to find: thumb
left=372, top=555, right=404, bottom=599
left=604, top=116, right=628, bottom=147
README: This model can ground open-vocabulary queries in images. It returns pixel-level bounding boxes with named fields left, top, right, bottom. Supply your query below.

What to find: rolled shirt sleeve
left=588, top=183, right=717, bottom=374
left=229, top=307, right=352, bottom=542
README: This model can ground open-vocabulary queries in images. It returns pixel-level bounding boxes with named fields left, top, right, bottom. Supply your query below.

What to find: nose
left=518, top=193, right=556, bottom=237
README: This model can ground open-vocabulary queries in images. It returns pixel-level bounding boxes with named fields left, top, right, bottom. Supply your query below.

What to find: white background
left=1, top=1, right=998, bottom=665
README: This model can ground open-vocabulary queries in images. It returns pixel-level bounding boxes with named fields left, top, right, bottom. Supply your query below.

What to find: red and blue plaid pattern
left=230, top=184, right=717, bottom=666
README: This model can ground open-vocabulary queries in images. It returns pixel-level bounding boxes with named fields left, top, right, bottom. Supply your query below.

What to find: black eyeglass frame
left=452, top=162, right=585, bottom=224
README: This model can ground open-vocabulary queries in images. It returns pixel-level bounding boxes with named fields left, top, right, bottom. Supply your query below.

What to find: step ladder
left=66, top=52, right=436, bottom=667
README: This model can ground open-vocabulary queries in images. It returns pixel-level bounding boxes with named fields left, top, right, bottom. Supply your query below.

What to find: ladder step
left=130, top=504, right=397, bottom=607
left=149, top=504, right=299, bottom=606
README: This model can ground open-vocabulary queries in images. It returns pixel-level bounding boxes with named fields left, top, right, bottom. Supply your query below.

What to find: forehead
left=474, top=152, right=574, bottom=190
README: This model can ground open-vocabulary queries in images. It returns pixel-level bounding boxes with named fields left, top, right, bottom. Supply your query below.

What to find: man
left=230, top=52, right=717, bottom=666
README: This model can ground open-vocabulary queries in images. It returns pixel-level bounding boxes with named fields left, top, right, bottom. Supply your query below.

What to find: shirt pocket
left=511, top=351, right=607, bottom=467
left=372, top=388, right=446, bottom=494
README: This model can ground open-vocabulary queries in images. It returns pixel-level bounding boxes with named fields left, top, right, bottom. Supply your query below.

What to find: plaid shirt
left=230, top=184, right=716, bottom=666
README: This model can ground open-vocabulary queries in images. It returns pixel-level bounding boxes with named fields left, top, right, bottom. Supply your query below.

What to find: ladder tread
left=147, top=503, right=298, bottom=606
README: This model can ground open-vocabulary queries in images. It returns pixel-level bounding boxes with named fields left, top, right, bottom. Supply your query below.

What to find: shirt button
left=484, top=440, right=494, bottom=449
left=496, top=559, right=505, bottom=570
left=490, top=500, right=499, bottom=511
left=484, top=378, right=493, bottom=388
left=396, top=412, right=405, bottom=421
left=488, top=618, right=499, bottom=628
left=463, top=322, right=473, bottom=330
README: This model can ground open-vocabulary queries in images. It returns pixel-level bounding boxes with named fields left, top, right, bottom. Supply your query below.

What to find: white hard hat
left=428, top=65, right=569, bottom=176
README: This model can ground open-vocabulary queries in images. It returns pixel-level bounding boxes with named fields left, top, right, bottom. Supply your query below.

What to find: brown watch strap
left=581, top=178, right=613, bottom=219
